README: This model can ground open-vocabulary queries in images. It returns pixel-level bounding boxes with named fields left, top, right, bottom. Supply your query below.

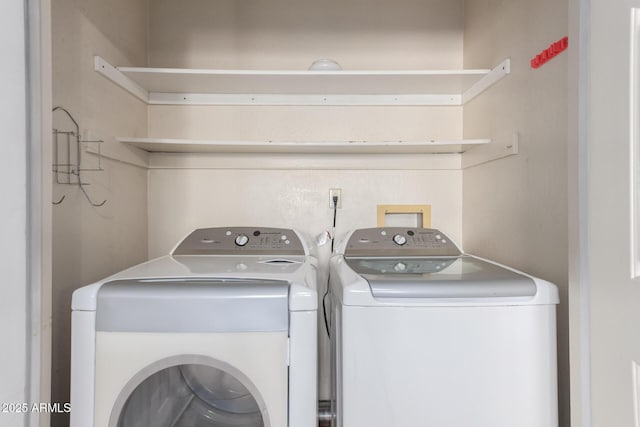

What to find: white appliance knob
left=235, top=234, right=250, bottom=246
left=392, top=234, right=407, bottom=246
left=394, top=262, right=407, bottom=272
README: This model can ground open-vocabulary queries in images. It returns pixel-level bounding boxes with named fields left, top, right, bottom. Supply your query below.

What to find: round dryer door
left=115, top=364, right=265, bottom=427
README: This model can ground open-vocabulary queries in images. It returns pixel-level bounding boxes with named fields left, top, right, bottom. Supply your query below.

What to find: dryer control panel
left=344, top=228, right=461, bottom=257
left=173, top=227, right=306, bottom=256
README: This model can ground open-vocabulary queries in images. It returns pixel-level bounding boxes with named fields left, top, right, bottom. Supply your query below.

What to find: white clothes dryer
left=328, top=227, right=559, bottom=427
left=70, top=227, right=318, bottom=427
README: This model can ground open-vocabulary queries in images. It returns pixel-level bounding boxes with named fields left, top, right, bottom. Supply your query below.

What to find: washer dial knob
left=392, top=234, right=407, bottom=246
left=393, top=262, right=407, bottom=272
left=234, top=234, right=250, bottom=247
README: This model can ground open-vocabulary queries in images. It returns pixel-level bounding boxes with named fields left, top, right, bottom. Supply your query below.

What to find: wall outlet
left=329, top=188, right=342, bottom=208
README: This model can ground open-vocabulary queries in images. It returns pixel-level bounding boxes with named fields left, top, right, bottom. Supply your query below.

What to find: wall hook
left=52, top=106, right=107, bottom=207
left=80, top=183, right=106, bottom=207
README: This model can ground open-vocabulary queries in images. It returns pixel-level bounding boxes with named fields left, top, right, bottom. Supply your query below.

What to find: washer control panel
left=173, top=227, right=306, bottom=255
left=344, top=227, right=461, bottom=257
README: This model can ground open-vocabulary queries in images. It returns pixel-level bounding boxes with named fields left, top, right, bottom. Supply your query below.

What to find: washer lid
left=96, top=278, right=289, bottom=332
left=345, top=256, right=537, bottom=298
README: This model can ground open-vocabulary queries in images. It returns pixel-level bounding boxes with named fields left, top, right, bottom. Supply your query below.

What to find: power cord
left=323, top=194, right=339, bottom=337
left=331, top=195, right=338, bottom=252
left=323, top=273, right=331, bottom=338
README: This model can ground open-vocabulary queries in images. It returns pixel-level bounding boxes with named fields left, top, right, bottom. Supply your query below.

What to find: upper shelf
left=118, top=137, right=490, bottom=154
left=94, top=56, right=511, bottom=106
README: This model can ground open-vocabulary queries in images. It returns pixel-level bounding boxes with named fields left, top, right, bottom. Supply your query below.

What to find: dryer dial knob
left=235, top=234, right=250, bottom=247
left=392, top=234, right=407, bottom=246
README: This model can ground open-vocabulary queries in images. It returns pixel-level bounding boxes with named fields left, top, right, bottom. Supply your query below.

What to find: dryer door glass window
left=117, top=364, right=264, bottom=427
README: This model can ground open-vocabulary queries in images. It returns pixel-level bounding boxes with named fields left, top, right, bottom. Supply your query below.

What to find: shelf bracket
left=94, top=56, right=149, bottom=103
left=461, top=131, right=519, bottom=168
left=462, top=58, right=511, bottom=104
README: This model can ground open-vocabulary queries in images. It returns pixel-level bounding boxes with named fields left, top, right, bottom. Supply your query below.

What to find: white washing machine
left=328, top=227, right=559, bottom=427
left=70, top=227, right=318, bottom=427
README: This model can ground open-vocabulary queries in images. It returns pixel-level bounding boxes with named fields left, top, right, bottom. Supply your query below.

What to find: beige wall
left=148, top=105, right=462, bottom=142
left=463, top=0, right=569, bottom=425
left=49, top=0, right=571, bottom=420
left=149, top=0, right=463, bottom=69
left=147, top=165, right=463, bottom=258
left=145, top=0, right=466, bottom=250
left=51, top=1, right=149, bottom=426
left=147, top=0, right=465, bottom=144
left=146, top=0, right=466, bottom=399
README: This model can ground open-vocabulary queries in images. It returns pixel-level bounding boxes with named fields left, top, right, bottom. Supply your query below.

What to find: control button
left=236, top=263, right=248, bottom=271
left=281, top=235, right=287, bottom=241
left=235, top=234, right=250, bottom=246
left=442, top=239, right=447, bottom=244
left=392, top=234, right=407, bottom=246
left=285, top=240, right=290, bottom=245
left=393, top=262, right=407, bottom=272
left=201, top=238, right=214, bottom=244
left=436, top=234, right=442, bottom=240
left=381, top=230, right=387, bottom=236
left=407, top=230, right=415, bottom=236
left=226, top=230, right=232, bottom=236
left=253, top=230, right=261, bottom=236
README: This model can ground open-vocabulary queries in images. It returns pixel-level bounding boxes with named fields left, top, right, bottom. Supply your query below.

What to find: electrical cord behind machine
left=323, top=194, right=339, bottom=337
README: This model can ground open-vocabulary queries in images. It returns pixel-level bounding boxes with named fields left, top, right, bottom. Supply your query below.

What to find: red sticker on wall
left=531, top=36, right=568, bottom=69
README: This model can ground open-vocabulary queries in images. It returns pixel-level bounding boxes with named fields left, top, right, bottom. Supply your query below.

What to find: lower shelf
left=117, top=137, right=490, bottom=154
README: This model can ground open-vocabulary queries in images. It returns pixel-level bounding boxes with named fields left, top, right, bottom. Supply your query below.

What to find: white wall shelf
left=117, top=137, right=490, bottom=154
left=95, top=56, right=511, bottom=106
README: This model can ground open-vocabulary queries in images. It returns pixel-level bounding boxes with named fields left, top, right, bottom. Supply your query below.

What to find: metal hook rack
left=52, top=107, right=107, bottom=207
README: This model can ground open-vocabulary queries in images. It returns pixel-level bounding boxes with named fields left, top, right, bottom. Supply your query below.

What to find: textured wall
left=49, top=0, right=571, bottom=419
left=51, top=0, right=149, bottom=425
left=463, top=0, right=569, bottom=425
left=146, top=0, right=465, bottom=399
